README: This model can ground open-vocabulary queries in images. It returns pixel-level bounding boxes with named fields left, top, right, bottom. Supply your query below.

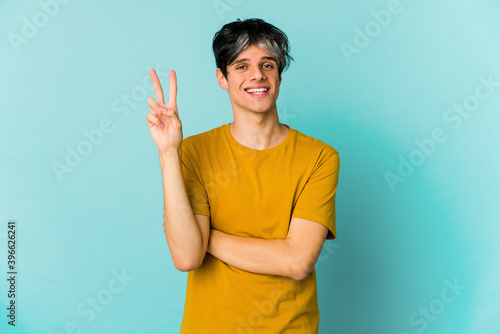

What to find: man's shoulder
left=182, top=124, right=226, bottom=148
left=293, top=127, right=338, bottom=157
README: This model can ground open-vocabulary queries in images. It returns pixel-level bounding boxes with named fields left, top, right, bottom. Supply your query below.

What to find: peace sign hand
left=147, top=69, right=183, bottom=153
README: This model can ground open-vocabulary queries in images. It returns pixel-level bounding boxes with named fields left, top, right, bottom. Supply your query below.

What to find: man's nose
left=249, top=66, right=266, bottom=80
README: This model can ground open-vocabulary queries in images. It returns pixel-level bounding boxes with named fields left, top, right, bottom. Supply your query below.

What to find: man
left=146, top=18, right=339, bottom=333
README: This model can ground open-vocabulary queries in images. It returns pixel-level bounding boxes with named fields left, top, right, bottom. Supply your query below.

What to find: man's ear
left=216, top=68, right=228, bottom=91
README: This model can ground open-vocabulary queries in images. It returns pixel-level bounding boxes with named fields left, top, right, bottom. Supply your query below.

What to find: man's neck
left=229, top=114, right=289, bottom=151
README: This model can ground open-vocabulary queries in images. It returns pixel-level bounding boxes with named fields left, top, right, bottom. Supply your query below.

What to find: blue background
left=1, top=0, right=499, bottom=333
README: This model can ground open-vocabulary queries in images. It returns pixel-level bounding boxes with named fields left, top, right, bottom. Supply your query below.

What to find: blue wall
left=1, top=0, right=499, bottom=333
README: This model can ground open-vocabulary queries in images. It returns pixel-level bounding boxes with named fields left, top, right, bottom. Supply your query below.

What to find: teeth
left=246, top=88, right=268, bottom=93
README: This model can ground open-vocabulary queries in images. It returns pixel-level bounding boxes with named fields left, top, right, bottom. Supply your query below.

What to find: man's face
left=217, top=44, right=282, bottom=115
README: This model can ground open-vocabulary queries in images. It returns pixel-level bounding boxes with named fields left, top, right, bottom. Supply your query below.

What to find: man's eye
left=263, top=64, right=274, bottom=69
left=236, top=65, right=246, bottom=70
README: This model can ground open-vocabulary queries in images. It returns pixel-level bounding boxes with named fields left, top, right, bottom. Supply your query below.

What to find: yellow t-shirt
left=180, top=123, right=340, bottom=333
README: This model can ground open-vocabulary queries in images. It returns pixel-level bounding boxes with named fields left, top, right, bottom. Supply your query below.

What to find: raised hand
left=147, top=69, right=183, bottom=153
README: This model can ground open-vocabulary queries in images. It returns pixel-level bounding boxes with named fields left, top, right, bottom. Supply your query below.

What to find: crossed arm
left=199, top=216, right=329, bottom=281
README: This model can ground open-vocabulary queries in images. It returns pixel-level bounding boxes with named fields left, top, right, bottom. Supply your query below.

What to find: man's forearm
left=207, top=229, right=303, bottom=280
left=160, top=148, right=205, bottom=271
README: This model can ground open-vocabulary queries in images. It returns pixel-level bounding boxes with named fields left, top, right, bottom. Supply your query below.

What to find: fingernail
left=160, top=123, right=164, bottom=128
left=159, top=108, right=166, bottom=113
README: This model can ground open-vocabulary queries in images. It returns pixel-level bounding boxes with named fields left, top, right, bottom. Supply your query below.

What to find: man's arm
left=147, top=69, right=209, bottom=272
left=207, top=217, right=328, bottom=281
left=159, top=150, right=210, bottom=271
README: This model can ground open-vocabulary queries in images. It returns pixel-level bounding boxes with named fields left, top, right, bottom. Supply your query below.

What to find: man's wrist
left=207, top=228, right=218, bottom=255
left=159, top=147, right=181, bottom=160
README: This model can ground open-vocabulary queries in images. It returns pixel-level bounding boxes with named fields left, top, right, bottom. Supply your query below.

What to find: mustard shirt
left=179, top=123, right=340, bottom=333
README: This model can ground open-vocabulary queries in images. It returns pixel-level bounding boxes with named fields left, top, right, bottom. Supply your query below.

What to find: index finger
left=168, top=70, right=177, bottom=107
left=149, top=69, right=165, bottom=105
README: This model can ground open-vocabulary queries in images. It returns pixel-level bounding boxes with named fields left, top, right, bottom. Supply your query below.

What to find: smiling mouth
left=245, top=88, right=269, bottom=97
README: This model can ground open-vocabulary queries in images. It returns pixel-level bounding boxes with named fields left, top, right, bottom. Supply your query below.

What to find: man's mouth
left=245, top=88, right=269, bottom=97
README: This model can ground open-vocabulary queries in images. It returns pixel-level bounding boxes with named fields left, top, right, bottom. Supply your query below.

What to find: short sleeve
left=291, top=147, right=339, bottom=239
left=181, top=142, right=211, bottom=217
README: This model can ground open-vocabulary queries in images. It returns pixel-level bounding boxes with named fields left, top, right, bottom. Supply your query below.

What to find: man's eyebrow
left=230, top=56, right=277, bottom=66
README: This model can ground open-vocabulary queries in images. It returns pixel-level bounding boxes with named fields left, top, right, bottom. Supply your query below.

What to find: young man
left=146, top=18, right=339, bottom=333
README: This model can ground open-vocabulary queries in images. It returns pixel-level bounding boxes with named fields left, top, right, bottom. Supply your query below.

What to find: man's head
left=212, top=18, right=293, bottom=115
left=212, top=18, right=293, bottom=80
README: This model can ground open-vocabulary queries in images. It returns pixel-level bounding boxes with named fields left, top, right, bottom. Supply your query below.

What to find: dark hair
left=212, top=18, right=294, bottom=79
